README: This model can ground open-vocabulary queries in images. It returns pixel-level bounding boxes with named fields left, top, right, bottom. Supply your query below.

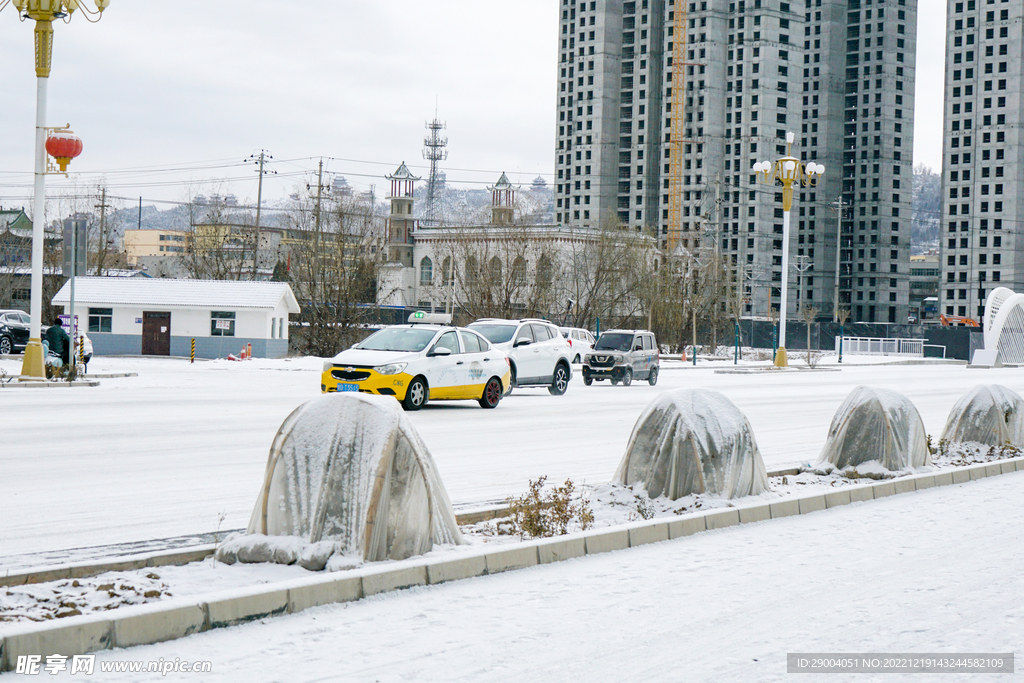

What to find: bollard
left=191, top=338, right=195, bottom=364
left=247, top=342, right=252, bottom=359
left=79, top=334, right=84, bottom=366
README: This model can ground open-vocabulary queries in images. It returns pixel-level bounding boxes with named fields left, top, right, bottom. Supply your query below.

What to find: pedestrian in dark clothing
left=43, top=317, right=70, bottom=365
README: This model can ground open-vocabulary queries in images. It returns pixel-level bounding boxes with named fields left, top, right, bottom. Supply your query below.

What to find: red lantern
left=45, top=131, right=83, bottom=172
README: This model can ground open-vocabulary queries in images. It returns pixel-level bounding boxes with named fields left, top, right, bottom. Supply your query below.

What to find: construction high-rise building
left=554, top=0, right=916, bottom=322
left=939, top=0, right=1022, bottom=321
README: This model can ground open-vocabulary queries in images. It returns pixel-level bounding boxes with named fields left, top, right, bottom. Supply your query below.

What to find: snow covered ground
left=1, top=354, right=1018, bottom=564
left=3, top=354, right=1023, bottom=680
left=32, top=469, right=1024, bottom=682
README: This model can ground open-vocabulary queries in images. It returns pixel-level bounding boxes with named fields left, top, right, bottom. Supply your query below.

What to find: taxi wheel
left=479, top=377, right=502, bottom=409
left=403, top=377, right=428, bottom=411
left=622, top=368, right=633, bottom=386
left=648, top=366, right=659, bottom=386
left=548, top=363, right=569, bottom=396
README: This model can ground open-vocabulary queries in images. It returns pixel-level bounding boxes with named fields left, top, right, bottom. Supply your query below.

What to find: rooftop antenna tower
left=422, top=105, right=448, bottom=227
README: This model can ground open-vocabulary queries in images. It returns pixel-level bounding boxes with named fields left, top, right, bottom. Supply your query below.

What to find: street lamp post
left=7, top=0, right=110, bottom=380
left=753, top=132, right=824, bottom=367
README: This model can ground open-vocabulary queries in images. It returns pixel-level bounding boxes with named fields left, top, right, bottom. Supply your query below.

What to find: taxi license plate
left=339, top=383, right=359, bottom=392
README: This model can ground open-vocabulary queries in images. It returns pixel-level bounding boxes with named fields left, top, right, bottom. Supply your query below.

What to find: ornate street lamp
left=753, top=132, right=824, bottom=367
left=5, top=0, right=110, bottom=379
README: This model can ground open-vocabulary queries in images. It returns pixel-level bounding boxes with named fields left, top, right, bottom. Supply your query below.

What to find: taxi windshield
left=357, top=327, right=437, bottom=352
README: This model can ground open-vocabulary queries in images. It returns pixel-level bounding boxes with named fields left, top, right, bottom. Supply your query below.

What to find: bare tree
left=427, top=221, right=561, bottom=322
left=557, top=217, right=656, bottom=331
left=801, top=304, right=820, bottom=366
left=285, top=190, right=389, bottom=356
left=179, top=191, right=257, bottom=280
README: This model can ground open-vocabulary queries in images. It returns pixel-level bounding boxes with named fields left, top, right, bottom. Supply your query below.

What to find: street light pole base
left=20, top=338, right=46, bottom=380
left=774, top=346, right=789, bottom=368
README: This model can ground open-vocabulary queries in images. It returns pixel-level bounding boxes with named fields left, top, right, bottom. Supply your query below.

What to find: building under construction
left=554, top=0, right=917, bottom=323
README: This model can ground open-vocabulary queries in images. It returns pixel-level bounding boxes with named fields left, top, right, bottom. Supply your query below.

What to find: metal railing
left=835, top=336, right=925, bottom=357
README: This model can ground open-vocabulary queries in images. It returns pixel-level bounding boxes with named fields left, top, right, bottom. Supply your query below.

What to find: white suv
left=468, top=318, right=573, bottom=395
left=559, top=326, right=596, bottom=364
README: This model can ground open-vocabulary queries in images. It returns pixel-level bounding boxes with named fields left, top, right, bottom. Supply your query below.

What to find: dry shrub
left=503, top=476, right=594, bottom=539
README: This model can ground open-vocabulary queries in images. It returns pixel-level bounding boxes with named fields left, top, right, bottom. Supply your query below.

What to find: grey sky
left=0, top=1, right=946, bottom=213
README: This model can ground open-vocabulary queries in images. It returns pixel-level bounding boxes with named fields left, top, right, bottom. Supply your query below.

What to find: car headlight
left=374, top=362, right=407, bottom=375
left=323, top=361, right=335, bottom=372
left=613, top=354, right=623, bottom=363
left=583, top=354, right=592, bottom=363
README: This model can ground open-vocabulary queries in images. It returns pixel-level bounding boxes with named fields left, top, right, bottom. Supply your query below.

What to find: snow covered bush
left=940, top=384, right=1024, bottom=448
left=612, top=388, right=769, bottom=500
left=816, top=386, right=931, bottom=474
left=216, top=393, right=463, bottom=570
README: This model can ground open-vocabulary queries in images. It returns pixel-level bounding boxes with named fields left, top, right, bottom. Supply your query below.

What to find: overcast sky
left=0, top=1, right=946, bottom=213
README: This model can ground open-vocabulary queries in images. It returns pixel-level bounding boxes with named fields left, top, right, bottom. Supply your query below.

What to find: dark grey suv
left=582, top=329, right=659, bottom=386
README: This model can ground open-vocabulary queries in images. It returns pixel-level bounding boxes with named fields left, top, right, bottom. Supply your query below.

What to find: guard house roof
left=487, top=172, right=518, bottom=192
left=52, top=277, right=301, bottom=313
left=386, top=161, right=421, bottom=182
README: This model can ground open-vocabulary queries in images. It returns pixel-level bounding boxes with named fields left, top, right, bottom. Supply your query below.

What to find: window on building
left=88, top=307, right=112, bottom=333
left=211, top=311, right=236, bottom=337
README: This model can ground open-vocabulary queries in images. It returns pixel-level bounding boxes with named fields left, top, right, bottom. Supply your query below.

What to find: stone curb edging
left=1, top=547, right=217, bottom=589
left=0, top=379, right=100, bottom=388
left=2, top=457, right=1022, bottom=671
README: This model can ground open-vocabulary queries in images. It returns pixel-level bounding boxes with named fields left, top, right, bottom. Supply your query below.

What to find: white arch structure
left=983, top=287, right=1024, bottom=363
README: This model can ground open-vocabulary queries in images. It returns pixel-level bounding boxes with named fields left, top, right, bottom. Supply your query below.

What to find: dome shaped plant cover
left=817, top=386, right=930, bottom=471
left=613, top=388, right=768, bottom=500
left=219, top=393, right=462, bottom=570
left=940, top=384, right=1024, bottom=447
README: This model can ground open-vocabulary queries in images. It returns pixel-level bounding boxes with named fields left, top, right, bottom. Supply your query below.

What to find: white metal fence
left=835, top=337, right=925, bottom=357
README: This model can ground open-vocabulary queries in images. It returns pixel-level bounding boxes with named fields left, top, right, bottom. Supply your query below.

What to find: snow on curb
left=2, top=458, right=1022, bottom=671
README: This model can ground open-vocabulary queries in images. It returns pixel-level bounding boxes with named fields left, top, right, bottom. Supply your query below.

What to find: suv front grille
left=589, top=355, right=616, bottom=367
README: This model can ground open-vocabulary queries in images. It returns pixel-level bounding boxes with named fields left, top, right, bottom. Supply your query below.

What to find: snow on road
left=2, top=355, right=1022, bottom=561
left=41, top=470, right=1024, bottom=683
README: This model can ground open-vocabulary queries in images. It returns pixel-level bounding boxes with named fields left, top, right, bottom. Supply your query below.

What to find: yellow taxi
left=321, top=315, right=511, bottom=411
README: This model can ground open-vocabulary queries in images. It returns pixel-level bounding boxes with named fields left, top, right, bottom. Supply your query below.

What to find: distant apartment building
left=123, top=229, right=190, bottom=267
left=939, top=0, right=1022, bottom=320
left=554, top=0, right=916, bottom=322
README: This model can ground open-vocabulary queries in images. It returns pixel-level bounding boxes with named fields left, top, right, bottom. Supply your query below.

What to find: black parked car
left=0, top=309, right=31, bottom=355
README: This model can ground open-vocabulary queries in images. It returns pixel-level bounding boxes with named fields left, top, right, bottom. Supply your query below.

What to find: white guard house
left=51, top=277, right=300, bottom=359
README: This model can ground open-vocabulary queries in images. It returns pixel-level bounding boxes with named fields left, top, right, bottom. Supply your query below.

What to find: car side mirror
left=428, top=347, right=452, bottom=357
left=514, top=337, right=532, bottom=348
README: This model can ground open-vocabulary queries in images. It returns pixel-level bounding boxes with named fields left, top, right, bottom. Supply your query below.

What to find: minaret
left=386, top=162, right=420, bottom=267
left=488, top=172, right=518, bottom=226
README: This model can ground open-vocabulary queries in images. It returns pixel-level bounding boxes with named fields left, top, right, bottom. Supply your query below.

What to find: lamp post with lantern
left=5, top=0, right=110, bottom=379
left=752, top=132, right=824, bottom=367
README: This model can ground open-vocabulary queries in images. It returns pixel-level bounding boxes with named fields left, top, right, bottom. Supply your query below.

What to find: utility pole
left=247, top=150, right=274, bottom=279
left=93, top=185, right=111, bottom=276
left=793, top=254, right=813, bottom=316
left=831, top=197, right=848, bottom=322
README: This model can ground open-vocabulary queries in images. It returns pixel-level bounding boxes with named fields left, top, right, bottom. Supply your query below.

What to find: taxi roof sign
left=408, top=312, right=452, bottom=325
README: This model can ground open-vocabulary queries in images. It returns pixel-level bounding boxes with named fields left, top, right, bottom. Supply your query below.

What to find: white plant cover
left=940, top=384, right=1024, bottom=447
left=817, top=386, right=931, bottom=471
left=613, top=388, right=769, bottom=499
left=219, top=394, right=462, bottom=570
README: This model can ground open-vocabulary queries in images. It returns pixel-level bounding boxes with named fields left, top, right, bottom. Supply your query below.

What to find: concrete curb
left=0, top=379, right=100, bottom=388
left=2, top=457, right=1021, bottom=671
